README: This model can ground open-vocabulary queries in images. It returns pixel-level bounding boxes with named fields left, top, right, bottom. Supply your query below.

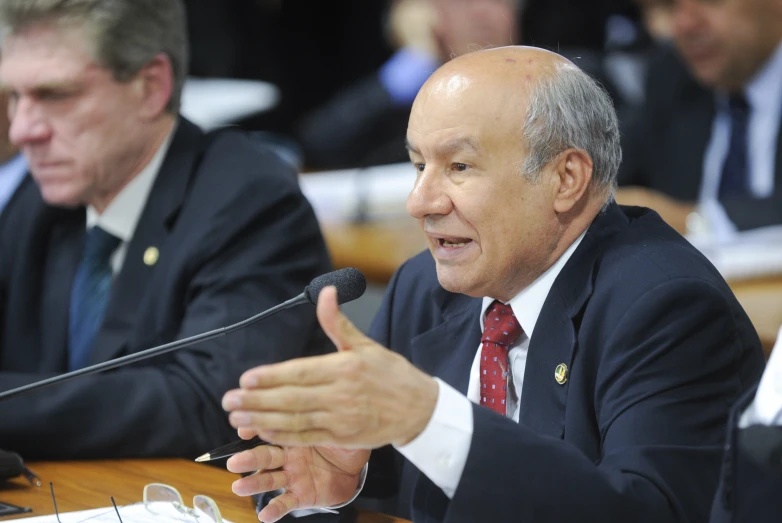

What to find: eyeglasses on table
left=49, top=481, right=223, bottom=523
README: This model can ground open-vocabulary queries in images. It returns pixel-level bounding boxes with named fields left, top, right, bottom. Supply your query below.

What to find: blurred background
left=4, top=0, right=782, bottom=351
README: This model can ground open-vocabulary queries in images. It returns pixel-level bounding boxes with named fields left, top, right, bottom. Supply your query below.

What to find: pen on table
left=195, top=435, right=270, bottom=462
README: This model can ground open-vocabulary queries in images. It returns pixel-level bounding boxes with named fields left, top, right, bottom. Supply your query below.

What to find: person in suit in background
left=709, top=328, right=782, bottom=523
left=618, top=0, right=782, bottom=238
left=0, top=0, right=332, bottom=460
left=295, top=0, right=519, bottom=170
left=219, top=46, right=765, bottom=523
left=0, top=90, right=27, bottom=216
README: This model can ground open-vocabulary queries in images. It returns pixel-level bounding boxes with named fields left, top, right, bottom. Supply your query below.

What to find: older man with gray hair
left=0, top=0, right=331, bottom=459
left=220, top=46, right=765, bottom=523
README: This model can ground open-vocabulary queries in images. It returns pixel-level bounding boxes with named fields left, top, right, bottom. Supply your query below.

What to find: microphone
left=0, top=268, right=366, bottom=401
left=740, top=424, right=782, bottom=470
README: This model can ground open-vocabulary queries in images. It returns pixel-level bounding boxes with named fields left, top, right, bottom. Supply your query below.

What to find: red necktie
left=480, top=301, right=522, bottom=416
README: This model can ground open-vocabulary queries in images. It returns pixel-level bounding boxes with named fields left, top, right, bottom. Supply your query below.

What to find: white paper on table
left=298, top=162, right=416, bottom=223
left=15, top=503, right=235, bottom=523
left=180, top=77, right=279, bottom=130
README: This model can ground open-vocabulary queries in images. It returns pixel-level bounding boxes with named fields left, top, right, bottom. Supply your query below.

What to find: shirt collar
left=0, top=153, right=28, bottom=211
left=717, top=41, right=782, bottom=113
left=745, top=41, right=782, bottom=111
left=479, top=228, right=587, bottom=338
left=86, top=125, right=176, bottom=241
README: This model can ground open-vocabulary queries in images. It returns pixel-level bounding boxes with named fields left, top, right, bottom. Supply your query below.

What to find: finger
left=316, top=285, right=365, bottom=352
left=258, top=429, right=338, bottom=448
left=237, top=427, right=257, bottom=440
left=226, top=445, right=287, bottom=474
left=223, top=385, right=329, bottom=413
left=229, top=410, right=328, bottom=433
left=258, top=491, right=300, bottom=523
left=231, top=470, right=289, bottom=497
left=238, top=354, right=340, bottom=389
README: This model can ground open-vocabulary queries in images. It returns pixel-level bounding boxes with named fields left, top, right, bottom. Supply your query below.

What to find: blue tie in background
left=68, top=226, right=121, bottom=371
left=718, top=93, right=751, bottom=199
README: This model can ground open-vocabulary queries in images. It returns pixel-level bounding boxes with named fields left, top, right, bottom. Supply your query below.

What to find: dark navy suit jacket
left=0, top=118, right=332, bottom=459
left=710, top=386, right=782, bottom=523
left=364, top=203, right=765, bottom=523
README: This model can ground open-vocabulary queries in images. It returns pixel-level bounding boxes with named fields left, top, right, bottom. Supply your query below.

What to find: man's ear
left=552, top=149, right=593, bottom=213
left=136, top=53, right=174, bottom=120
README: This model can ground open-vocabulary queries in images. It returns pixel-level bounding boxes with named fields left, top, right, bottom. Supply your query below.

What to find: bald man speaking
left=220, top=46, right=765, bottom=523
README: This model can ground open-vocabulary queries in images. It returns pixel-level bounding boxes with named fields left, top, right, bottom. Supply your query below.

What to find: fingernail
left=230, top=412, right=251, bottom=426
left=222, top=393, right=241, bottom=410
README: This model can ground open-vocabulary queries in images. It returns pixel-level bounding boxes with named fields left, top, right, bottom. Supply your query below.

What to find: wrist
left=395, top=376, right=439, bottom=446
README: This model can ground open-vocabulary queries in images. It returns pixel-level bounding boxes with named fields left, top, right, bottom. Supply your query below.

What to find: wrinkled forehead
left=0, top=24, right=97, bottom=87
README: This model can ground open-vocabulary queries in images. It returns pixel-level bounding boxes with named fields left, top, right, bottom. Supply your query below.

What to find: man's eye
left=452, top=163, right=468, bottom=171
left=414, top=163, right=425, bottom=172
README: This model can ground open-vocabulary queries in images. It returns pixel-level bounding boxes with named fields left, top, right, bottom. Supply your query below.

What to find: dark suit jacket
left=364, top=203, right=765, bottom=523
left=619, top=47, right=782, bottom=231
left=0, top=118, right=332, bottom=459
left=710, top=387, right=782, bottom=523
left=295, top=74, right=412, bottom=170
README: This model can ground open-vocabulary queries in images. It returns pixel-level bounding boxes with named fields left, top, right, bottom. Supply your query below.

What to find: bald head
left=411, top=45, right=621, bottom=194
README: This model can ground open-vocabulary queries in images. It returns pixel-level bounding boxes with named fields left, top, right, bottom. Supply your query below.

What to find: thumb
left=316, top=285, right=365, bottom=352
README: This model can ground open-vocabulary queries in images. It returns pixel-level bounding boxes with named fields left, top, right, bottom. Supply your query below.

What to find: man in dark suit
left=710, top=329, right=782, bottom=523
left=0, top=0, right=332, bottom=460
left=218, top=46, right=764, bottom=523
left=618, top=0, right=782, bottom=236
left=295, top=0, right=520, bottom=169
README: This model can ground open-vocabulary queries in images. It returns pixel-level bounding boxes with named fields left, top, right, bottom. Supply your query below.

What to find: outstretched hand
left=227, top=428, right=369, bottom=523
left=222, top=285, right=439, bottom=449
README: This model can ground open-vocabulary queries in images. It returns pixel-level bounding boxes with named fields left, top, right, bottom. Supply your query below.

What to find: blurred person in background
left=617, top=0, right=782, bottom=238
left=294, top=0, right=519, bottom=170
left=0, top=0, right=331, bottom=459
left=0, top=90, right=26, bottom=217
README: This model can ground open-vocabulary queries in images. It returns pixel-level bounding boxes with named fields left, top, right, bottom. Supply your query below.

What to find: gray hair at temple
left=519, top=61, right=622, bottom=200
left=0, top=0, right=189, bottom=113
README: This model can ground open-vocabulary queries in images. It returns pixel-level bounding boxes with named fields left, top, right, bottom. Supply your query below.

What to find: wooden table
left=323, top=218, right=782, bottom=355
left=0, top=460, right=407, bottom=523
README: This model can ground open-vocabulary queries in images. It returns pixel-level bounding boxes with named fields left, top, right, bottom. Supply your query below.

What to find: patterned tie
left=718, top=93, right=751, bottom=199
left=68, top=226, right=121, bottom=370
left=480, top=300, right=523, bottom=416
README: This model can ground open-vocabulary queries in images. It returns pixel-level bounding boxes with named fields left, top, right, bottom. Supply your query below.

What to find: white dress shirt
left=395, top=229, right=587, bottom=498
left=0, top=153, right=27, bottom=216
left=85, top=127, right=175, bottom=273
left=739, top=326, right=782, bottom=428
left=698, top=42, right=782, bottom=242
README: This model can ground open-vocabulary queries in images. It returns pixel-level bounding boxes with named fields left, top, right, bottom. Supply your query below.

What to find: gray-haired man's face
left=0, top=24, right=152, bottom=209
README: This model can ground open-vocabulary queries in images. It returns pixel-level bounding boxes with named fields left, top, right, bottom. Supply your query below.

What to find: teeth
left=443, top=241, right=468, bottom=247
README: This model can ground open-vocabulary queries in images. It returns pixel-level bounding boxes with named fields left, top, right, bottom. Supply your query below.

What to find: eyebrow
left=405, top=136, right=481, bottom=156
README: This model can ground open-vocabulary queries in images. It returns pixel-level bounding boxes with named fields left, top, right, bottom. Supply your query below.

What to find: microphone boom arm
left=0, top=293, right=310, bottom=401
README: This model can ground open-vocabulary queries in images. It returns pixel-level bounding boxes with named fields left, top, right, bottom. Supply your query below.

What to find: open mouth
left=438, top=237, right=473, bottom=248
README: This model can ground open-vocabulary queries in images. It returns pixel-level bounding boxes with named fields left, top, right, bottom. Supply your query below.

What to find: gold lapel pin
left=554, top=363, right=569, bottom=385
left=143, top=246, right=159, bottom=266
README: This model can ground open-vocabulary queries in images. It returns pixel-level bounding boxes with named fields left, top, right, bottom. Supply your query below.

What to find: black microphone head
left=739, top=423, right=782, bottom=470
left=304, top=268, right=367, bottom=306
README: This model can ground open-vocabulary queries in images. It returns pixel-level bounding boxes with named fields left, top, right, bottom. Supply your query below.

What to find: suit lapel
left=39, top=208, right=85, bottom=372
left=520, top=203, right=628, bottom=438
left=89, top=119, right=205, bottom=364
left=409, top=291, right=482, bottom=395
left=675, top=87, right=715, bottom=199
left=775, top=115, right=782, bottom=193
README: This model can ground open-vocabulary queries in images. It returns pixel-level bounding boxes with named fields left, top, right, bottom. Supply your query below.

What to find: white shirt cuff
left=740, top=325, right=782, bottom=428
left=393, top=378, right=473, bottom=499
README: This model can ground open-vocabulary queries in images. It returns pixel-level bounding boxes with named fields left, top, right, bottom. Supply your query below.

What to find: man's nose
left=8, top=97, right=51, bottom=146
left=407, top=168, right=453, bottom=219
